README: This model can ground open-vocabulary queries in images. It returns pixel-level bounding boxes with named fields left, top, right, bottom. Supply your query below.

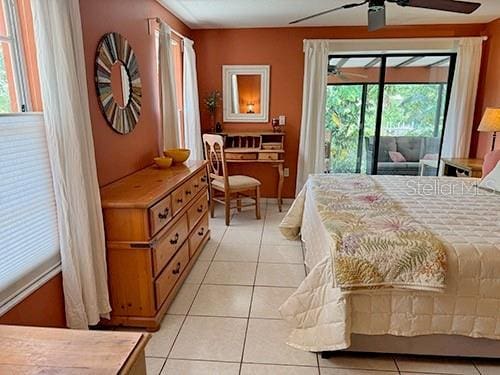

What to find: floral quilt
left=287, top=175, right=447, bottom=292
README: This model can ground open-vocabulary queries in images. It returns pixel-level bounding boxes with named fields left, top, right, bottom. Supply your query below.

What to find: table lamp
left=478, top=108, right=500, bottom=151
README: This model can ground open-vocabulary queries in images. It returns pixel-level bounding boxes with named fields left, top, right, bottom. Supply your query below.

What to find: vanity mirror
left=222, top=65, right=270, bottom=123
left=95, top=32, right=142, bottom=134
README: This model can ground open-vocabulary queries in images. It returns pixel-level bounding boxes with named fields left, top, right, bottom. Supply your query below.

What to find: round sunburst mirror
left=95, top=32, right=142, bottom=134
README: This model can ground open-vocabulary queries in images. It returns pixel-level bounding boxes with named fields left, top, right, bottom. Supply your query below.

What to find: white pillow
left=479, top=161, right=500, bottom=193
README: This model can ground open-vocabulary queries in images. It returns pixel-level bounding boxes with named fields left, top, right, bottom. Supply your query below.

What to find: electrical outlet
left=284, top=168, right=290, bottom=177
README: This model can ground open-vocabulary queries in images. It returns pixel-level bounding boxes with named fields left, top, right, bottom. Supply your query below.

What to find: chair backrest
left=202, top=134, right=229, bottom=186
left=483, top=149, right=500, bottom=177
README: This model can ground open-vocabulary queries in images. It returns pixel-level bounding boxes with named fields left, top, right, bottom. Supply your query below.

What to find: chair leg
left=210, top=188, right=215, bottom=218
left=225, top=191, right=231, bottom=226
left=237, top=193, right=242, bottom=212
left=255, top=186, right=261, bottom=220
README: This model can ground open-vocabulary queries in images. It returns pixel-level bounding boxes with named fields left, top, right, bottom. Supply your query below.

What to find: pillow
left=389, top=151, right=406, bottom=163
left=478, top=161, right=500, bottom=193
left=422, top=153, right=438, bottom=160
left=483, top=150, right=500, bottom=177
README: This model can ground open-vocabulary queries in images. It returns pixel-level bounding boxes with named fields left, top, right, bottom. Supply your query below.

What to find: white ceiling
left=158, top=0, right=500, bottom=29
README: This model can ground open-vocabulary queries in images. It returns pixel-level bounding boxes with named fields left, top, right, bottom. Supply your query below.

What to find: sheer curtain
left=31, top=0, right=111, bottom=329
left=159, top=21, right=180, bottom=150
left=296, top=40, right=329, bottom=191
left=441, top=38, right=483, bottom=159
left=183, top=38, right=203, bottom=160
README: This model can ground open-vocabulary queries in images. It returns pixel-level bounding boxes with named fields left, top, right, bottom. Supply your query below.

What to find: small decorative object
left=246, top=102, right=255, bottom=114
left=215, top=122, right=223, bottom=133
left=272, top=118, right=280, bottom=133
left=154, top=156, right=173, bottom=169
left=95, top=32, right=142, bottom=135
left=164, top=148, right=191, bottom=163
left=204, top=91, right=221, bottom=131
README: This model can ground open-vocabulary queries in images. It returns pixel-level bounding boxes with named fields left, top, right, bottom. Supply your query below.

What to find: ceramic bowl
left=154, top=156, right=173, bottom=169
left=163, top=148, right=191, bottom=163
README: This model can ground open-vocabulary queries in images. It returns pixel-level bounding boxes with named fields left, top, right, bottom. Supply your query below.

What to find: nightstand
left=442, top=158, right=483, bottom=178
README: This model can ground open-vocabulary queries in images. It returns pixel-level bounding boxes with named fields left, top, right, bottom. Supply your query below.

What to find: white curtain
left=159, top=22, right=180, bottom=150
left=296, top=40, right=329, bottom=192
left=441, top=38, right=483, bottom=159
left=183, top=38, right=203, bottom=160
left=31, top=0, right=111, bottom=328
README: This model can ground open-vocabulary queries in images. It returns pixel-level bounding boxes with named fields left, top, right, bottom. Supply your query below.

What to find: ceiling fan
left=290, top=0, right=482, bottom=31
left=328, top=65, right=368, bottom=80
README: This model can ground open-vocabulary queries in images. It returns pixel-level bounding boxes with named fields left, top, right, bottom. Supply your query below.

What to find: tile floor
left=144, top=200, right=500, bottom=375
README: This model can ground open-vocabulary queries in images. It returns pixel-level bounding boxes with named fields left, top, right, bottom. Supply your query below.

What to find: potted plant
left=204, top=90, right=221, bottom=132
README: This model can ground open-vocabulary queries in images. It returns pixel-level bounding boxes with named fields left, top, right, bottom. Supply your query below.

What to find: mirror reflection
left=110, top=61, right=131, bottom=109
left=230, top=74, right=262, bottom=115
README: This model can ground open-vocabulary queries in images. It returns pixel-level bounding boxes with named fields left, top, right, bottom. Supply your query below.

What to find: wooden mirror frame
left=95, top=32, right=142, bottom=135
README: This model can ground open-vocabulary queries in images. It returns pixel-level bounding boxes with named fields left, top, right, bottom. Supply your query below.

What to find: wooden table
left=0, top=325, right=150, bottom=374
left=442, top=158, right=483, bottom=178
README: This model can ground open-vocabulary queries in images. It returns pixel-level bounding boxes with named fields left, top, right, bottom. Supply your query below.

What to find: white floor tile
left=319, top=353, right=398, bottom=371
left=241, top=363, right=318, bottom=375
left=250, top=286, right=295, bottom=319
left=262, top=230, right=300, bottom=245
left=146, top=357, right=166, bottom=375
left=255, top=263, right=305, bottom=287
left=243, top=318, right=317, bottom=366
left=473, top=359, right=500, bottom=375
left=204, top=261, right=257, bottom=285
left=190, top=284, right=252, bottom=317
left=184, top=260, right=211, bottom=284
left=167, top=283, right=199, bottom=315
left=214, top=242, right=260, bottom=262
left=259, top=244, right=304, bottom=264
left=396, top=356, right=479, bottom=375
left=222, top=229, right=262, bottom=244
left=162, top=359, right=240, bottom=375
left=197, top=240, right=218, bottom=261
left=169, top=316, right=247, bottom=362
left=145, top=315, right=184, bottom=357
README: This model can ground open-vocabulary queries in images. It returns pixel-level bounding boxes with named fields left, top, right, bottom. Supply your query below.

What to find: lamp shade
left=478, top=108, right=500, bottom=132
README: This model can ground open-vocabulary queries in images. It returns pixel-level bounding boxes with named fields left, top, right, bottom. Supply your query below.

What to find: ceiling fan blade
left=289, top=0, right=368, bottom=25
left=395, top=0, right=481, bottom=14
left=368, top=5, right=386, bottom=31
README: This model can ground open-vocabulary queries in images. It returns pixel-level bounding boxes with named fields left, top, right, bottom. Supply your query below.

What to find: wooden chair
left=203, top=134, right=261, bottom=226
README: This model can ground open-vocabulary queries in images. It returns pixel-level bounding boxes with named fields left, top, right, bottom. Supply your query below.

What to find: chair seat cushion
left=212, top=175, right=261, bottom=190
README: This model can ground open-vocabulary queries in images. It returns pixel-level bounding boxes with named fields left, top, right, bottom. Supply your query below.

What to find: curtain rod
left=147, top=17, right=187, bottom=40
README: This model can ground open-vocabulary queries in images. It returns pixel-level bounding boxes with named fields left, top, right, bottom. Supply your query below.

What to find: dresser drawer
left=152, top=214, right=188, bottom=276
left=258, top=152, right=279, bottom=160
left=149, top=196, right=172, bottom=236
left=171, top=186, right=186, bottom=214
left=187, top=191, right=208, bottom=230
left=189, top=213, right=209, bottom=258
left=197, top=170, right=208, bottom=191
left=154, top=241, right=190, bottom=308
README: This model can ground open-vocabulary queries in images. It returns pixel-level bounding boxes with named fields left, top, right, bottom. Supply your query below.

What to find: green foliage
left=325, top=83, right=446, bottom=174
left=204, top=90, right=221, bottom=114
left=0, top=49, right=12, bottom=113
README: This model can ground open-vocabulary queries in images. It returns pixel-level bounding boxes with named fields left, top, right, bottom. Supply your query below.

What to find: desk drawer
left=155, top=241, right=189, bottom=308
left=226, top=153, right=257, bottom=160
left=189, top=213, right=209, bottom=258
left=152, top=214, right=188, bottom=276
left=258, top=152, right=279, bottom=160
left=149, top=196, right=172, bottom=236
left=187, top=191, right=208, bottom=230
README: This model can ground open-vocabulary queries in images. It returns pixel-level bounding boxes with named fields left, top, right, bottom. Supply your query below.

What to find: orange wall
left=471, top=19, right=500, bottom=157
left=0, top=0, right=190, bottom=328
left=193, top=24, right=485, bottom=198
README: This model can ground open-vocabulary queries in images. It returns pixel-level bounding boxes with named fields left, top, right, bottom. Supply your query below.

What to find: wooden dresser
left=100, top=160, right=210, bottom=330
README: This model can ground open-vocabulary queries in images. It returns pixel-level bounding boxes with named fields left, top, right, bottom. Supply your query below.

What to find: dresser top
left=101, top=160, right=207, bottom=209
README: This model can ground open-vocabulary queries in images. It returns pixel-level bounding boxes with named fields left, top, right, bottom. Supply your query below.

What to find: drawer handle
left=172, top=262, right=181, bottom=275
left=158, top=208, right=169, bottom=220
left=170, top=233, right=179, bottom=245
left=198, top=227, right=205, bottom=236
left=177, top=198, right=183, bottom=204
left=185, top=190, right=192, bottom=196
left=201, top=176, right=207, bottom=183
left=197, top=205, right=204, bottom=213
left=194, top=183, right=200, bottom=188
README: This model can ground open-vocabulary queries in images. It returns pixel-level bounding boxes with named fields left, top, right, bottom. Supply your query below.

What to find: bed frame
left=321, top=334, right=500, bottom=359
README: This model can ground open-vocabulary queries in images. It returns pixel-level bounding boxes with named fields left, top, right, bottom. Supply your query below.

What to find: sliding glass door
left=325, top=53, right=456, bottom=176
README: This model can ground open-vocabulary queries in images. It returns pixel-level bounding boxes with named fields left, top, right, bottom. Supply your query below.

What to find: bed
left=279, top=174, right=500, bottom=358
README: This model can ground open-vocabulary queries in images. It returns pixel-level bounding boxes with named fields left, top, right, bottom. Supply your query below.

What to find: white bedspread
left=279, top=175, right=500, bottom=352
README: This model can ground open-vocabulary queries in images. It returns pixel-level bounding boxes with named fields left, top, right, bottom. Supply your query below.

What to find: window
left=0, top=1, right=58, bottom=314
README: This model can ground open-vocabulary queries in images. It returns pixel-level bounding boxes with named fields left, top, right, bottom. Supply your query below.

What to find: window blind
left=0, top=113, right=60, bottom=314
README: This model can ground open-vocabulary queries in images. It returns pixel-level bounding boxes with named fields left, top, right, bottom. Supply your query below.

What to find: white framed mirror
left=222, top=65, right=270, bottom=123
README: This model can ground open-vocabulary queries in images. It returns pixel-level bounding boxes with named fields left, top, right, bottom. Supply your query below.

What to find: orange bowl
left=163, top=148, right=190, bottom=163
left=154, top=156, right=173, bottom=169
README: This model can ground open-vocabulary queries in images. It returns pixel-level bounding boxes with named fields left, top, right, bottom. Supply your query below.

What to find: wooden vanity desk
left=215, top=132, right=285, bottom=211
left=100, top=160, right=209, bottom=330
